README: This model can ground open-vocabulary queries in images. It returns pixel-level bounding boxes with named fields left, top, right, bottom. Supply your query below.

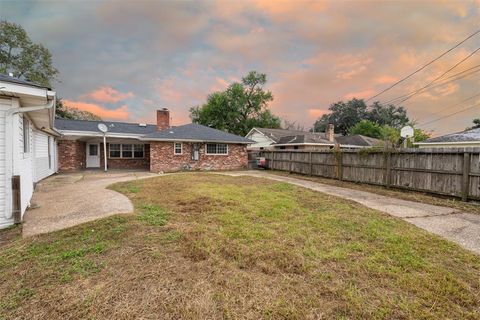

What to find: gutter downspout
left=4, top=97, right=55, bottom=221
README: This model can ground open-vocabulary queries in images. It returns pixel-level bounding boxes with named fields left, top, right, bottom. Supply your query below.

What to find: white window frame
left=109, top=143, right=144, bottom=159
left=205, top=143, right=228, bottom=155
left=174, top=142, right=183, bottom=155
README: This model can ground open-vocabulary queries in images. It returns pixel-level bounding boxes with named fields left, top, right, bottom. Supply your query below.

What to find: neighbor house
left=55, top=108, right=252, bottom=173
left=0, top=74, right=58, bottom=228
left=415, top=127, right=480, bottom=148
left=246, top=124, right=382, bottom=150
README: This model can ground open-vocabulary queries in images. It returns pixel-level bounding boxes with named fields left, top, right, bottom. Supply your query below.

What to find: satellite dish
left=400, top=126, right=414, bottom=138
left=98, top=123, right=108, bottom=133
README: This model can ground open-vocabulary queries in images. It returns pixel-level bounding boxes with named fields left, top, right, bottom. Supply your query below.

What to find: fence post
left=309, top=152, right=313, bottom=176
left=384, top=151, right=392, bottom=188
left=462, top=152, right=471, bottom=201
left=271, top=151, right=274, bottom=170
left=289, top=151, right=293, bottom=173
left=336, top=151, right=343, bottom=180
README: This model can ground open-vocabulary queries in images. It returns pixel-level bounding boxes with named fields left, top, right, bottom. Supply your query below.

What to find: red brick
left=150, top=142, right=247, bottom=172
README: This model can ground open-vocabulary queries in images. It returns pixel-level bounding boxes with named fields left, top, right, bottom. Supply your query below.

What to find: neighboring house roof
left=418, top=127, right=480, bottom=144
left=250, top=127, right=380, bottom=147
left=142, top=123, right=253, bottom=144
left=275, top=134, right=332, bottom=145
left=250, top=127, right=340, bottom=143
left=55, top=118, right=157, bottom=135
left=335, top=135, right=382, bottom=147
left=55, top=118, right=252, bottom=144
left=0, top=73, right=51, bottom=90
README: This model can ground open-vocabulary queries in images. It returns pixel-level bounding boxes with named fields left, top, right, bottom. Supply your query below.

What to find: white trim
left=58, top=130, right=145, bottom=139
left=174, top=142, right=183, bottom=155
left=414, top=141, right=480, bottom=146
left=205, top=143, right=229, bottom=155
left=139, top=137, right=251, bottom=144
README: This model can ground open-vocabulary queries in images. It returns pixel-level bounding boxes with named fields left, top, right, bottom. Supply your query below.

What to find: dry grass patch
left=0, top=173, right=479, bottom=319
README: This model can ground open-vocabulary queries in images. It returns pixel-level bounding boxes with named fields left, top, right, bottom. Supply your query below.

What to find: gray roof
left=335, top=135, right=382, bottom=147
left=0, top=73, right=51, bottom=90
left=253, top=127, right=340, bottom=143
left=143, top=123, right=253, bottom=144
left=423, top=127, right=480, bottom=143
left=55, top=118, right=158, bottom=135
left=275, top=134, right=332, bottom=145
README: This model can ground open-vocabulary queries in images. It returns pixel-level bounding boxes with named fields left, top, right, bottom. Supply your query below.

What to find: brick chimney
left=156, top=108, right=170, bottom=131
left=326, top=123, right=335, bottom=142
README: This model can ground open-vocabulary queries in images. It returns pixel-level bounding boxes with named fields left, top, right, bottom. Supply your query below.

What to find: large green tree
left=0, top=20, right=58, bottom=87
left=190, top=71, right=281, bottom=136
left=313, top=99, right=410, bottom=135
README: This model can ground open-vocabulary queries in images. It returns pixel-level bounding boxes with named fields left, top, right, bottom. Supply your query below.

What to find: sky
left=1, top=0, right=480, bottom=136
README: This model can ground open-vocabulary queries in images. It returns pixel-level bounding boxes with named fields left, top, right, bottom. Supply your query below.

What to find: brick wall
left=150, top=142, right=247, bottom=172
left=57, top=140, right=86, bottom=171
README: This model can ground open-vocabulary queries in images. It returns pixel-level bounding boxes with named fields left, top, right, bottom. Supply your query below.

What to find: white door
left=86, top=143, right=100, bottom=168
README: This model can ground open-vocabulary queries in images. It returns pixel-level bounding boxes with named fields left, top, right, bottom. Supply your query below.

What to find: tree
left=0, top=20, right=58, bottom=87
left=349, top=120, right=383, bottom=139
left=190, top=71, right=281, bottom=136
left=56, top=99, right=102, bottom=121
left=313, top=99, right=367, bottom=135
left=367, top=102, right=409, bottom=128
left=312, top=99, right=410, bottom=135
left=466, top=118, right=480, bottom=130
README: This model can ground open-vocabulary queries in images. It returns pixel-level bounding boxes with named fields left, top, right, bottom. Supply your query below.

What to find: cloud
left=344, top=89, right=376, bottom=100
left=82, top=86, right=134, bottom=103
left=308, top=108, right=328, bottom=118
left=63, top=100, right=129, bottom=120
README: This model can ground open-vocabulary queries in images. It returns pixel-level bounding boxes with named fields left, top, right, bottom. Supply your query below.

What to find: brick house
left=56, top=108, right=252, bottom=172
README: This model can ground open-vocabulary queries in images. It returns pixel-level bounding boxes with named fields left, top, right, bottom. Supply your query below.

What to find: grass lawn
left=1, top=173, right=479, bottom=319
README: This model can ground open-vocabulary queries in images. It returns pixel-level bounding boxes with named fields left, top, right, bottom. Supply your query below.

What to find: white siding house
left=0, top=75, right=57, bottom=228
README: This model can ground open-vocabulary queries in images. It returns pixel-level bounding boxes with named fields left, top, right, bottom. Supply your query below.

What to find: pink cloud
left=344, top=89, right=375, bottom=100
left=63, top=100, right=129, bottom=120
left=375, top=75, right=397, bottom=84
left=82, top=86, right=134, bottom=103
left=308, top=108, right=328, bottom=118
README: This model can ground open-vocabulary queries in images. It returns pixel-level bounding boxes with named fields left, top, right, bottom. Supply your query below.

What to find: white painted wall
left=246, top=130, right=274, bottom=149
left=0, top=97, right=57, bottom=228
left=0, top=98, right=11, bottom=228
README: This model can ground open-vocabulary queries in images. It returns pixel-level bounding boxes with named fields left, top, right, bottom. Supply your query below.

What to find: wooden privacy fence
left=259, top=148, right=480, bottom=201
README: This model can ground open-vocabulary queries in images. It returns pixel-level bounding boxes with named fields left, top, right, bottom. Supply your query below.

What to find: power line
left=415, top=91, right=480, bottom=123
left=419, top=102, right=480, bottom=126
left=391, top=46, right=480, bottom=105
left=365, top=28, right=480, bottom=102
left=384, top=63, right=480, bottom=105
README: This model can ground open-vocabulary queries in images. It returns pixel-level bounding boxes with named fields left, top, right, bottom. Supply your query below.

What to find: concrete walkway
left=221, top=171, right=480, bottom=254
left=23, top=171, right=157, bottom=237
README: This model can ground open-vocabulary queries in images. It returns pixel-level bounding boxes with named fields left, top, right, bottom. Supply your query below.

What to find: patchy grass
left=1, top=173, right=479, bottom=319
left=270, top=170, right=480, bottom=215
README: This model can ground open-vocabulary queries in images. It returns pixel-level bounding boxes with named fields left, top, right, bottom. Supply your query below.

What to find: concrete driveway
left=23, top=171, right=157, bottom=237
left=221, top=171, right=480, bottom=255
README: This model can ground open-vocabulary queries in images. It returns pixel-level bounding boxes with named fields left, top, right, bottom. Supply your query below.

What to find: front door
left=86, top=143, right=100, bottom=168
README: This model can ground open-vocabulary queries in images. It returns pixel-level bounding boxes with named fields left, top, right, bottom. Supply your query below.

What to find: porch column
left=103, top=134, right=108, bottom=171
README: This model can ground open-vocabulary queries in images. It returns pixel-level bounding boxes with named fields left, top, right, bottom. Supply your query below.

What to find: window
left=122, top=144, right=133, bottom=158
left=23, top=117, right=30, bottom=153
left=89, top=144, right=98, bottom=156
left=174, top=142, right=182, bottom=155
left=109, top=144, right=121, bottom=158
left=109, top=144, right=144, bottom=158
left=134, top=144, right=144, bottom=158
left=205, top=143, right=228, bottom=155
